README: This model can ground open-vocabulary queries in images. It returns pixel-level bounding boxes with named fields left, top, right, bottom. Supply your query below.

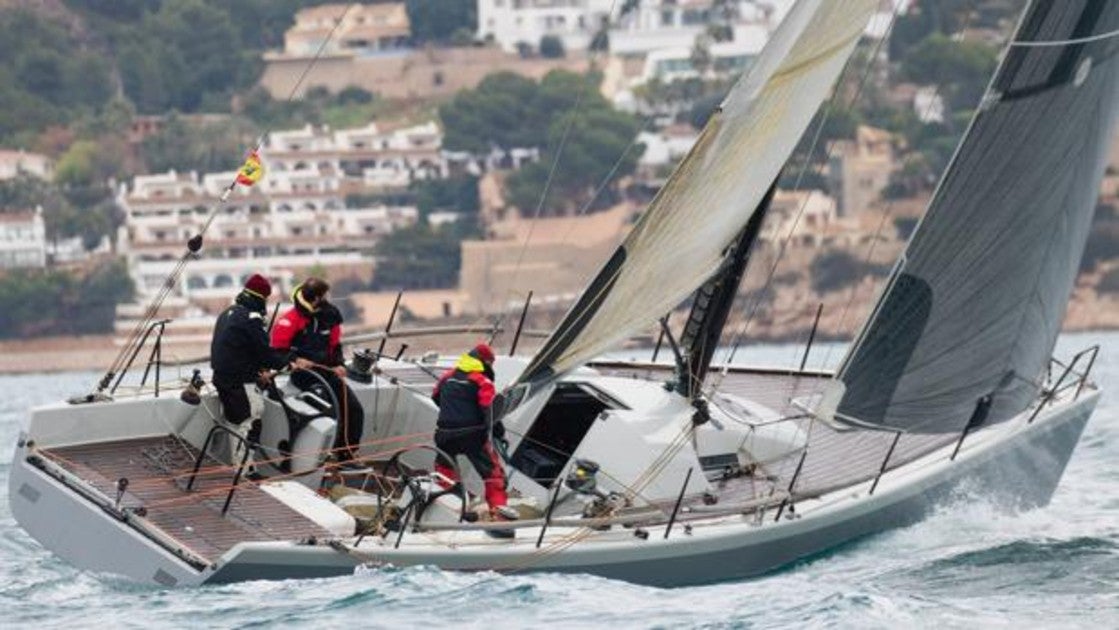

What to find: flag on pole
left=235, top=150, right=264, bottom=187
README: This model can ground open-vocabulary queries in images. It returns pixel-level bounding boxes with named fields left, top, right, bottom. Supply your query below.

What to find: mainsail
left=837, top=0, right=1119, bottom=433
left=515, top=0, right=877, bottom=390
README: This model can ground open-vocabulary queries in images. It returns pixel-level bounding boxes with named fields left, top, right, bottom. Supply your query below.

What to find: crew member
left=210, top=274, right=309, bottom=472
left=432, top=343, right=517, bottom=535
left=271, top=277, right=365, bottom=463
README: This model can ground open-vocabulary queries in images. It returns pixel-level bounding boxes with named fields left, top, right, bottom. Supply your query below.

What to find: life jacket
left=271, top=301, right=342, bottom=366
left=432, top=352, right=496, bottom=430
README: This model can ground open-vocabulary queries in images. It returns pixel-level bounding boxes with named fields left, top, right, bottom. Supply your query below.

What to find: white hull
left=8, top=373, right=1096, bottom=588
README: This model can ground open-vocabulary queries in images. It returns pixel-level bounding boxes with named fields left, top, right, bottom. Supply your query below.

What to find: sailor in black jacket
left=210, top=274, right=310, bottom=470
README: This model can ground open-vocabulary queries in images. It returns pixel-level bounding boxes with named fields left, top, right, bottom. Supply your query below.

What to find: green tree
left=540, top=35, right=566, bottom=59
left=140, top=114, right=249, bottom=174
left=406, top=0, right=477, bottom=46
left=440, top=72, right=542, bottom=153
left=440, top=70, right=642, bottom=215
left=690, top=34, right=713, bottom=78
left=0, top=259, right=132, bottom=338
left=55, top=139, right=123, bottom=188
left=900, top=33, right=997, bottom=111
left=412, top=175, right=480, bottom=216
left=0, top=8, right=113, bottom=142
left=372, top=222, right=475, bottom=290
left=506, top=105, right=643, bottom=215
left=0, top=174, right=118, bottom=248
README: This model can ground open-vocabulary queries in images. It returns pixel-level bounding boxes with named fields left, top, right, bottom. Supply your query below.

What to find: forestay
left=837, top=1, right=1119, bottom=433
left=515, top=0, right=877, bottom=390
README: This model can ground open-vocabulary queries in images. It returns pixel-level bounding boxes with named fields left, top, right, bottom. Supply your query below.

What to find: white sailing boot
left=228, top=420, right=255, bottom=471
left=227, top=384, right=266, bottom=479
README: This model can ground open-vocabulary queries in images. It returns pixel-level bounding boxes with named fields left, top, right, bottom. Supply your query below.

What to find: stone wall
left=259, top=47, right=590, bottom=101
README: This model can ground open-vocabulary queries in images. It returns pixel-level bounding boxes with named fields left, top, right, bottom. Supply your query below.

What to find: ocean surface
left=1, top=332, right=1116, bottom=629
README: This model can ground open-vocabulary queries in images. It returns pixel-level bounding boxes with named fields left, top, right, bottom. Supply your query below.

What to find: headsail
left=836, top=0, right=1119, bottom=433
left=515, top=0, right=877, bottom=390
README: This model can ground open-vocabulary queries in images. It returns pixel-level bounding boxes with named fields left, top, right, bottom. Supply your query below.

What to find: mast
left=675, top=180, right=777, bottom=398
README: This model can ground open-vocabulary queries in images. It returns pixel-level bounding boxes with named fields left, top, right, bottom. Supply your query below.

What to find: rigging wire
left=489, top=0, right=623, bottom=340
left=92, top=3, right=357, bottom=397
left=694, top=1, right=908, bottom=502
left=710, top=3, right=903, bottom=395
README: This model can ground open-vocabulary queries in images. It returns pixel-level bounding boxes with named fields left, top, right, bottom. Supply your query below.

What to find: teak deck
left=42, top=436, right=331, bottom=563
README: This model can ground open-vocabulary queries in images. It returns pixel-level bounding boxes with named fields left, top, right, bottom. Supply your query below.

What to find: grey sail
left=836, top=0, right=1119, bottom=433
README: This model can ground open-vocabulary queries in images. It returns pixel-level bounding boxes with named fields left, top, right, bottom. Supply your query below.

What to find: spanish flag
left=235, top=150, right=264, bottom=187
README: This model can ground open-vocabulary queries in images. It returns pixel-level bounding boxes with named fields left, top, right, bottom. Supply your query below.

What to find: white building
left=477, top=0, right=786, bottom=56
left=477, top=0, right=615, bottom=54
left=0, top=149, right=54, bottom=181
left=282, top=2, right=411, bottom=57
left=264, top=121, right=446, bottom=188
left=119, top=166, right=418, bottom=301
left=761, top=189, right=838, bottom=248
left=610, top=0, right=779, bottom=56
left=637, top=28, right=767, bottom=84
left=0, top=209, right=47, bottom=269
left=635, top=125, right=699, bottom=181
left=119, top=118, right=431, bottom=303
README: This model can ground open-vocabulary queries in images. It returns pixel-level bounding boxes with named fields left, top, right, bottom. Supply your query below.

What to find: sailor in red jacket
left=432, top=343, right=517, bottom=535
left=271, top=277, right=365, bottom=463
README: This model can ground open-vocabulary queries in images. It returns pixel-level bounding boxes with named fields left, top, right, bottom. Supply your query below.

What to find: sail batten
left=516, top=0, right=878, bottom=390
left=837, top=0, right=1119, bottom=434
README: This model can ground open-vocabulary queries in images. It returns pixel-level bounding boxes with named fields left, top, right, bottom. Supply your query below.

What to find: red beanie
left=472, top=343, right=495, bottom=364
left=244, top=273, right=272, bottom=298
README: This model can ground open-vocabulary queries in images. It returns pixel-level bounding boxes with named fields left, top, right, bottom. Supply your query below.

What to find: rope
left=491, top=0, right=624, bottom=336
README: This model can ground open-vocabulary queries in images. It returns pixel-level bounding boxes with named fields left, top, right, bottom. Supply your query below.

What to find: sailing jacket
left=271, top=301, right=343, bottom=367
left=211, top=291, right=291, bottom=386
left=432, top=352, right=496, bottom=430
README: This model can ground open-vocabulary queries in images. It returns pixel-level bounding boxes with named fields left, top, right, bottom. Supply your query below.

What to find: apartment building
left=0, top=149, right=54, bottom=181
left=478, top=0, right=785, bottom=55
left=282, top=2, right=411, bottom=57
left=264, top=121, right=446, bottom=189
left=0, top=209, right=47, bottom=269
left=477, top=0, right=615, bottom=54
left=117, top=121, right=452, bottom=306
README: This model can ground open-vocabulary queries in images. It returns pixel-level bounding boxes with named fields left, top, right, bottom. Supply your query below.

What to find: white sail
left=518, top=0, right=878, bottom=387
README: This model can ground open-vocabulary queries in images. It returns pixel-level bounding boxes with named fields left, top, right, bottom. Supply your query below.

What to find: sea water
left=1, top=333, right=1116, bottom=628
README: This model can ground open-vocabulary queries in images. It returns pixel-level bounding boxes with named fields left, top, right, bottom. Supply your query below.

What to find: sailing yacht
left=9, top=0, right=1118, bottom=587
